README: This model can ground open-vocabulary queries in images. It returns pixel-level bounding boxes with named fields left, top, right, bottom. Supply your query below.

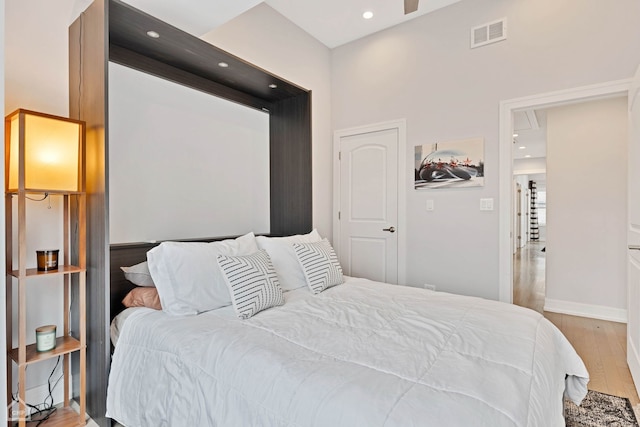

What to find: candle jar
left=36, top=250, right=59, bottom=271
left=35, top=325, right=57, bottom=352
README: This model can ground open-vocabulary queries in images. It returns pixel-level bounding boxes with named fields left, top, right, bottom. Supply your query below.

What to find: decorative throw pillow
left=122, top=287, right=162, bottom=310
left=256, top=229, right=322, bottom=291
left=293, top=239, right=344, bottom=294
left=121, top=261, right=155, bottom=287
left=217, top=250, right=285, bottom=320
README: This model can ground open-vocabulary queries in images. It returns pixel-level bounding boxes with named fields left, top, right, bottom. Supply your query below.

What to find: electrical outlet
left=424, top=284, right=436, bottom=291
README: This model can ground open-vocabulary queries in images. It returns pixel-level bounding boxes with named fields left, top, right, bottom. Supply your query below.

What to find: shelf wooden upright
left=4, top=110, right=87, bottom=427
left=5, top=192, right=86, bottom=427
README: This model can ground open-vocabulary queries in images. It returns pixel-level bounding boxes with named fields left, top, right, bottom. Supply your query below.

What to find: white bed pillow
left=120, top=261, right=155, bottom=287
left=217, top=250, right=284, bottom=319
left=256, top=229, right=322, bottom=291
left=293, top=239, right=344, bottom=294
left=146, top=232, right=259, bottom=315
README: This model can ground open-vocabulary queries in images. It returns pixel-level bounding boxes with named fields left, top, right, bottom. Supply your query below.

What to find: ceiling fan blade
left=404, top=0, right=419, bottom=14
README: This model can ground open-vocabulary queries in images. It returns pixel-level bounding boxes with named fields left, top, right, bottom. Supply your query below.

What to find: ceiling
left=513, top=108, right=547, bottom=187
left=122, top=0, right=462, bottom=48
left=513, top=109, right=547, bottom=161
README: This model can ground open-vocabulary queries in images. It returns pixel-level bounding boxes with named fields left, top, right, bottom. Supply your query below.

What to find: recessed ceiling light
left=218, top=62, right=229, bottom=68
left=146, top=30, right=160, bottom=39
left=363, top=11, right=374, bottom=19
left=269, top=84, right=278, bottom=89
left=525, top=155, right=531, bottom=158
left=519, top=146, right=526, bottom=150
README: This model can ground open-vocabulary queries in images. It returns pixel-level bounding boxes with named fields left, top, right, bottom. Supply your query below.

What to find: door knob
left=630, top=245, right=640, bottom=251
left=383, top=226, right=396, bottom=233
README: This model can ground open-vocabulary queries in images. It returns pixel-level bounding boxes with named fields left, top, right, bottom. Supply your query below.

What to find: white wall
left=514, top=157, right=545, bottom=174
left=201, top=3, right=333, bottom=240
left=331, top=0, right=640, bottom=299
left=4, top=1, right=77, bottom=115
left=108, top=62, right=270, bottom=243
left=545, top=97, right=628, bottom=316
left=4, top=0, right=80, bottom=406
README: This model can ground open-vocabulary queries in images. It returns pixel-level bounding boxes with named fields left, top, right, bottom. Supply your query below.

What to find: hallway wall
left=545, top=96, right=628, bottom=320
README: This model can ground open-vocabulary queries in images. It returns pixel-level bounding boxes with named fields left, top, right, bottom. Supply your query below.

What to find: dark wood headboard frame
left=109, top=241, right=159, bottom=321
left=108, top=0, right=313, bottom=237
left=70, top=1, right=313, bottom=425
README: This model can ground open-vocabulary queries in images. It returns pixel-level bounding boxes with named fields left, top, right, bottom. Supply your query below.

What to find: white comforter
left=106, top=277, right=589, bottom=426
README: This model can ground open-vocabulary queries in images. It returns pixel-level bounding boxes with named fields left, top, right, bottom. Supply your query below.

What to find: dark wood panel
left=69, top=1, right=110, bottom=426
left=269, top=93, right=313, bottom=236
left=110, top=243, right=155, bottom=322
left=110, top=45, right=272, bottom=112
left=109, top=0, right=305, bottom=102
left=73, top=2, right=313, bottom=425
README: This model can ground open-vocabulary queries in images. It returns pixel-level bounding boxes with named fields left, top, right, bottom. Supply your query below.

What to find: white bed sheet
left=110, top=307, right=147, bottom=347
left=106, top=277, right=589, bottom=426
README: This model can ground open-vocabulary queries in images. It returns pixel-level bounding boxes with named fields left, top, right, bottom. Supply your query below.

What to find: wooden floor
left=513, top=241, right=546, bottom=313
left=513, top=242, right=640, bottom=406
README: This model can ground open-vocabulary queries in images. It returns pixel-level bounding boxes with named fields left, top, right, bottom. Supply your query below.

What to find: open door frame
left=626, top=64, right=640, bottom=397
left=498, top=79, right=632, bottom=303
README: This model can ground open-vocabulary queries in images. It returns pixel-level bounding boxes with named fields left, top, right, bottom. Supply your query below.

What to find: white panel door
left=627, top=64, right=640, bottom=395
left=339, top=128, right=398, bottom=284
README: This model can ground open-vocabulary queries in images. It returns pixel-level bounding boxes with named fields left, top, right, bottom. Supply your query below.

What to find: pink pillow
left=122, top=287, right=162, bottom=310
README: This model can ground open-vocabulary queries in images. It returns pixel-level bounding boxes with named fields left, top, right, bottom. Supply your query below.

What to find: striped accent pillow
left=293, top=239, right=344, bottom=294
left=217, top=250, right=284, bottom=319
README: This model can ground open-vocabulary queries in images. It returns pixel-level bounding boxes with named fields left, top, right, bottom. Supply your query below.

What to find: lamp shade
left=5, top=109, right=85, bottom=193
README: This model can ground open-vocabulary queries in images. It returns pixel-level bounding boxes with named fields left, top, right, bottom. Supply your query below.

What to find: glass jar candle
left=35, top=325, right=56, bottom=352
left=36, top=249, right=59, bottom=271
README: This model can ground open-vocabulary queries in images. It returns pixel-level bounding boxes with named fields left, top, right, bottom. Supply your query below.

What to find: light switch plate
left=480, top=198, right=494, bottom=211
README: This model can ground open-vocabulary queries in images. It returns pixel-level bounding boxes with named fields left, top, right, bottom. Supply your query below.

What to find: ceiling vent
left=471, top=18, right=507, bottom=49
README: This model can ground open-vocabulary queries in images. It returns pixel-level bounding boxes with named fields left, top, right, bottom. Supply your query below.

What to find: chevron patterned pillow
left=217, top=250, right=285, bottom=319
left=293, top=239, right=344, bottom=294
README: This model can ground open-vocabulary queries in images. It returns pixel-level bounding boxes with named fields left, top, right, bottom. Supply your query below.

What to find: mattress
left=106, top=277, right=589, bottom=426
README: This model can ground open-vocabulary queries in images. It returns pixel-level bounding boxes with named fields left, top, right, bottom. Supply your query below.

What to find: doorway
left=512, top=108, right=547, bottom=312
left=333, top=120, right=407, bottom=285
left=512, top=180, right=546, bottom=312
left=498, top=79, right=631, bottom=304
left=508, top=98, right=628, bottom=313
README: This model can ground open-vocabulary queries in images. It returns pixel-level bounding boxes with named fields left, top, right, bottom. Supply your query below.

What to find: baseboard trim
left=10, top=375, right=69, bottom=411
left=544, top=298, right=627, bottom=323
left=25, top=379, right=66, bottom=407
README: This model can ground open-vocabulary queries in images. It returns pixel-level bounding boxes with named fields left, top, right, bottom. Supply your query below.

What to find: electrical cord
left=12, top=356, right=63, bottom=425
left=24, top=193, right=48, bottom=202
left=24, top=193, right=52, bottom=209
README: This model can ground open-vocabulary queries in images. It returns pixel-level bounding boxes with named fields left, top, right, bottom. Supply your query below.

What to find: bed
left=106, top=232, right=589, bottom=426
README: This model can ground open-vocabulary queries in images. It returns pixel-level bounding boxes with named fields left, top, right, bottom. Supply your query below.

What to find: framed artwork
left=414, top=138, right=484, bottom=189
